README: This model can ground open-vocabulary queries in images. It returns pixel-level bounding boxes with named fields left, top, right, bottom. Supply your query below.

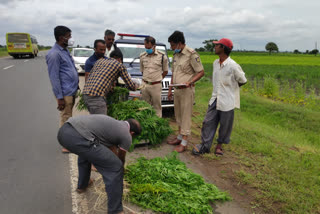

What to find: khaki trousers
left=173, top=87, right=194, bottom=136
left=59, top=96, right=75, bottom=127
left=141, top=83, right=162, bottom=117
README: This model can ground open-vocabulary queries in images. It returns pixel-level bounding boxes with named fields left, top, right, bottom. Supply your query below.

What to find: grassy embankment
left=171, top=51, right=320, bottom=213
left=0, top=47, right=8, bottom=57
left=0, top=47, right=51, bottom=58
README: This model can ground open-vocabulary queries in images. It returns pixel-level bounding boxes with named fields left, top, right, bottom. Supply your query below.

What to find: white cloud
left=0, top=0, right=319, bottom=51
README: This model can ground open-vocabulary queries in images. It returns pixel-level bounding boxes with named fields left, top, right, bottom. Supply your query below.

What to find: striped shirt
left=83, top=58, right=136, bottom=96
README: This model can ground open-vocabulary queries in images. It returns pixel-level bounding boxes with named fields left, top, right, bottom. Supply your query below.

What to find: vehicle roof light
left=118, top=33, right=150, bottom=39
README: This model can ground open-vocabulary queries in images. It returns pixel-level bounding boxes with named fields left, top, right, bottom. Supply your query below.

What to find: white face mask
left=67, top=37, right=75, bottom=46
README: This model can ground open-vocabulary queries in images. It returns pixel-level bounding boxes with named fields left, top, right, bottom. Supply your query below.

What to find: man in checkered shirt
left=83, top=48, right=137, bottom=114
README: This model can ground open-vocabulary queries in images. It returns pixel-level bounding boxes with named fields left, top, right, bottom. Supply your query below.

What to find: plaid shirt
left=83, top=58, right=136, bottom=96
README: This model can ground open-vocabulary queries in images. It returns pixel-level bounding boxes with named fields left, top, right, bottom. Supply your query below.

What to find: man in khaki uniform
left=140, top=36, right=168, bottom=117
left=167, top=31, right=204, bottom=153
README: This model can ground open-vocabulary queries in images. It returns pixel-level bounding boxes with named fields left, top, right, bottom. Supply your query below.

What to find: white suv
left=71, top=48, right=94, bottom=74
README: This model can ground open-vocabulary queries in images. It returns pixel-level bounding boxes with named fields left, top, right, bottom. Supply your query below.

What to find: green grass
left=193, top=80, right=320, bottom=213
left=169, top=51, right=320, bottom=90
left=187, top=51, right=320, bottom=213
left=0, top=47, right=50, bottom=58
left=0, top=47, right=8, bottom=57
left=198, top=51, right=320, bottom=66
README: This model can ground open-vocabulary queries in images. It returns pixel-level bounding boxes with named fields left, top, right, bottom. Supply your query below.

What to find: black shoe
left=192, top=144, right=209, bottom=155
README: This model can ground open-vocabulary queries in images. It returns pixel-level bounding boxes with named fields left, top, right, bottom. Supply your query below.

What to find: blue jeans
left=58, top=123, right=124, bottom=214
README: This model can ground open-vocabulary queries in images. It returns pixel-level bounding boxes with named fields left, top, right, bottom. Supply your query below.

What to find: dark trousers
left=201, top=100, right=234, bottom=151
left=83, top=94, right=107, bottom=115
left=57, top=123, right=123, bottom=214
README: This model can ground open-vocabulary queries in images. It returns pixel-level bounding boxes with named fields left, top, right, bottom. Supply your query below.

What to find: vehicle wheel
left=30, top=54, right=35, bottom=58
left=13, top=55, right=18, bottom=59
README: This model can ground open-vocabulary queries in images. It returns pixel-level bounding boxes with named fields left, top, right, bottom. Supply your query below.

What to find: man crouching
left=58, top=115, right=141, bottom=214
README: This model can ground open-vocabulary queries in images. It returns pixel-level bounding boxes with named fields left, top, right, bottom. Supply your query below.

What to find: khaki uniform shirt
left=209, top=57, right=247, bottom=111
left=140, top=50, right=169, bottom=82
left=172, top=45, right=204, bottom=84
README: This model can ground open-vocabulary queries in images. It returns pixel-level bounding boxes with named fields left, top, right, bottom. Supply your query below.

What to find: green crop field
left=168, top=51, right=320, bottom=213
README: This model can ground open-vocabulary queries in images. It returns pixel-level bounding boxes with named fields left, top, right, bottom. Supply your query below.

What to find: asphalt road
left=0, top=53, right=72, bottom=214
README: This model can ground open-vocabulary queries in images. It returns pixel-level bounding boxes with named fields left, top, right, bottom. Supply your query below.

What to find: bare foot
left=91, top=164, right=98, bottom=171
left=61, top=148, right=70, bottom=153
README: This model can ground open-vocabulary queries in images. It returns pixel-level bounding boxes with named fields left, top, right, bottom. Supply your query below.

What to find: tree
left=202, top=39, right=218, bottom=53
left=265, top=42, right=278, bottom=55
left=195, top=47, right=205, bottom=52
left=310, top=49, right=319, bottom=56
left=293, top=49, right=300, bottom=54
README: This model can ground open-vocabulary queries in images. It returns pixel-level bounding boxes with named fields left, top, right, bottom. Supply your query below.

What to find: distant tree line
left=195, top=40, right=319, bottom=56
left=294, top=49, right=319, bottom=56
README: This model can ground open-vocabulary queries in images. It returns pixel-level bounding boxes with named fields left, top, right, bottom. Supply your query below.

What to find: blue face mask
left=146, top=48, right=153, bottom=55
left=174, top=49, right=181, bottom=53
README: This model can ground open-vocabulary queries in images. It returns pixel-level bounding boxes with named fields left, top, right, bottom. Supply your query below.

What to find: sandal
left=215, top=147, right=224, bottom=156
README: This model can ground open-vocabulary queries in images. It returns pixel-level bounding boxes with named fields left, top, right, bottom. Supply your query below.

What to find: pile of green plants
left=76, top=87, right=171, bottom=149
left=76, top=87, right=129, bottom=111
left=125, top=152, right=231, bottom=213
left=108, top=99, right=172, bottom=150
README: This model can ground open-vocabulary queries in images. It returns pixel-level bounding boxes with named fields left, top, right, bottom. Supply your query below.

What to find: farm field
left=187, top=51, right=320, bottom=213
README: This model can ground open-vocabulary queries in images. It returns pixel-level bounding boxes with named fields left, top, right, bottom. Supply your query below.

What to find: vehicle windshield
left=117, top=43, right=166, bottom=63
left=73, top=49, right=94, bottom=57
left=8, top=34, right=29, bottom=43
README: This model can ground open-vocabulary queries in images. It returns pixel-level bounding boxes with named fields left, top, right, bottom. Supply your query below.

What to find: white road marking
left=3, top=65, right=14, bottom=70
left=69, top=153, right=89, bottom=214
left=24, top=60, right=29, bottom=62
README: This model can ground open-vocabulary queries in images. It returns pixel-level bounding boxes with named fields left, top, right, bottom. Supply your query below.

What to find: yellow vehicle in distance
left=6, top=33, right=39, bottom=58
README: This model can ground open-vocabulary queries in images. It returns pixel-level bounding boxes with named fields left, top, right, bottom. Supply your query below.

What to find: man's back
left=67, top=115, right=132, bottom=151
left=83, top=58, right=135, bottom=96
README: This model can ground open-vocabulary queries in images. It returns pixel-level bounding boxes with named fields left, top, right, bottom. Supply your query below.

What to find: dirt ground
left=72, top=117, right=263, bottom=214
left=72, top=76, right=264, bottom=214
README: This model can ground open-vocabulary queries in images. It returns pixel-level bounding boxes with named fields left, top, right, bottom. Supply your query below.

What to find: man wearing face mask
left=84, top=39, right=107, bottom=82
left=104, top=29, right=117, bottom=57
left=46, top=25, right=79, bottom=153
left=140, top=36, right=168, bottom=117
left=167, top=31, right=204, bottom=153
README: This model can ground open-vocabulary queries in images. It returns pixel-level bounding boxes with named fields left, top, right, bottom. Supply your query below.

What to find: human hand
left=57, top=99, right=65, bottom=111
left=168, top=90, right=173, bottom=101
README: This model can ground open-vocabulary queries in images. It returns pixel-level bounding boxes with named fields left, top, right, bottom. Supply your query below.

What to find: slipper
left=215, top=147, right=224, bottom=156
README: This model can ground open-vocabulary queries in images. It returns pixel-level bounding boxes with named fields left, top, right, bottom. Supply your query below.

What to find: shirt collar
left=124, top=121, right=130, bottom=130
left=92, top=53, right=107, bottom=60
left=180, top=45, right=188, bottom=55
left=54, top=42, right=67, bottom=51
left=220, top=57, right=231, bottom=67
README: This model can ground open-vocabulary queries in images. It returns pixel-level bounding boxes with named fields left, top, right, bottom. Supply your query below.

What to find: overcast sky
left=1, top=0, right=319, bottom=51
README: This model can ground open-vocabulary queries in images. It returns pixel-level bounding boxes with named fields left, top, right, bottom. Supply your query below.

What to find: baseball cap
left=213, top=38, right=233, bottom=50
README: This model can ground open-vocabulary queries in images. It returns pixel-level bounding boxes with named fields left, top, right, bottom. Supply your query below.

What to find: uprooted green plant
left=76, top=87, right=129, bottom=111
left=108, top=99, right=172, bottom=150
left=125, top=152, right=231, bottom=213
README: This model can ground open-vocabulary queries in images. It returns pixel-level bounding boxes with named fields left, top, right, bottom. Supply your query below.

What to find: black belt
left=143, top=80, right=161, bottom=85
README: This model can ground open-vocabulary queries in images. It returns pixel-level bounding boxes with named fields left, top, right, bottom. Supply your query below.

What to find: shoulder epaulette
left=140, top=52, right=147, bottom=57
